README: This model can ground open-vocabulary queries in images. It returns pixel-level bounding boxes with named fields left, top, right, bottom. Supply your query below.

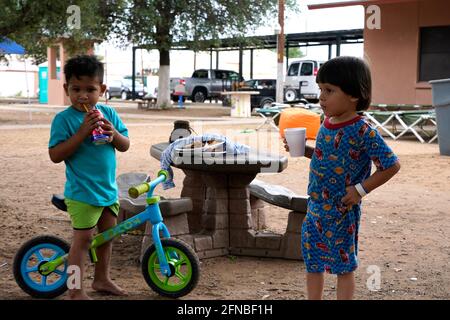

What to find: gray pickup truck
left=170, top=69, right=243, bottom=103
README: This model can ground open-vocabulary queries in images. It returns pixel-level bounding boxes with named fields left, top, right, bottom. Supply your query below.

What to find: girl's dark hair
left=316, top=56, right=372, bottom=111
left=64, top=55, right=104, bottom=84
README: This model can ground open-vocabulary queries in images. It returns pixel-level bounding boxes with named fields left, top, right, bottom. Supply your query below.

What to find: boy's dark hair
left=64, top=55, right=104, bottom=84
left=316, top=56, right=372, bottom=111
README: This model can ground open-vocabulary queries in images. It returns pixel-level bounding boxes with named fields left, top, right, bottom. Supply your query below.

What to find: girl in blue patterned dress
left=284, top=56, right=401, bottom=300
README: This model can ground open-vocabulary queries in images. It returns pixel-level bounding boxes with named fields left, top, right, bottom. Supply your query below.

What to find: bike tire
left=13, top=235, right=70, bottom=299
left=141, top=238, right=200, bottom=298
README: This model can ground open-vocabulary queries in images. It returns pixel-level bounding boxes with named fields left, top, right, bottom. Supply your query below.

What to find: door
left=297, top=61, right=319, bottom=94
left=285, top=62, right=300, bottom=87
left=38, top=67, right=48, bottom=104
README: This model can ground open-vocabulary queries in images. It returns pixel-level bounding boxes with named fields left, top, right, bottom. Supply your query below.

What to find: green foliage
left=1, top=1, right=125, bottom=64
left=117, top=0, right=280, bottom=53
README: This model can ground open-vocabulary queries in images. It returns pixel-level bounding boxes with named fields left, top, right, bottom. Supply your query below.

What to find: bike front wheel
left=142, top=238, right=200, bottom=298
left=13, top=235, right=70, bottom=299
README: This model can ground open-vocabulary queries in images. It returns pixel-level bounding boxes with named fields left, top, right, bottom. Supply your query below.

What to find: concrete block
left=281, top=232, right=303, bottom=260
left=206, top=188, right=229, bottom=199
left=187, top=210, right=203, bottom=234
left=229, top=199, right=251, bottom=214
left=164, top=212, right=190, bottom=236
left=229, top=247, right=283, bottom=259
left=255, top=231, right=282, bottom=250
left=175, top=234, right=195, bottom=249
left=182, top=170, right=205, bottom=187
left=286, top=211, right=306, bottom=234
left=201, top=173, right=228, bottom=187
left=201, top=213, right=229, bottom=230
left=212, top=229, right=229, bottom=248
left=181, top=186, right=206, bottom=200
left=229, top=229, right=256, bottom=248
left=229, top=213, right=253, bottom=229
left=229, top=188, right=250, bottom=199
left=196, top=248, right=229, bottom=259
left=204, top=199, right=228, bottom=214
left=193, top=234, right=213, bottom=251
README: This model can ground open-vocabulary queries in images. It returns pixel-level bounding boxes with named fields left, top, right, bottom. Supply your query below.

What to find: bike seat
left=51, top=194, right=67, bottom=212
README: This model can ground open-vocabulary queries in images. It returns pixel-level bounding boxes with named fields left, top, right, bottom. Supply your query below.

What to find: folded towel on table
left=160, top=133, right=250, bottom=190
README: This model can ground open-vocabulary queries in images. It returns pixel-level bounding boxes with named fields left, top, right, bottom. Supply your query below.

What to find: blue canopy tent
left=0, top=38, right=26, bottom=55
left=0, top=38, right=32, bottom=109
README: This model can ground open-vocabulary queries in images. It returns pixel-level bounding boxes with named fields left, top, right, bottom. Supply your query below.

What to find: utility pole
left=276, top=0, right=285, bottom=103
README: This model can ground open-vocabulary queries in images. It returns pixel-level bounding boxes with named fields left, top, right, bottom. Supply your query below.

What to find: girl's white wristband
left=355, top=183, right=368, bottom=197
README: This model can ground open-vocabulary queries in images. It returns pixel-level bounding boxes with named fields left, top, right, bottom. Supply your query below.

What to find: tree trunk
left=157, top=48, right=171, bottom=108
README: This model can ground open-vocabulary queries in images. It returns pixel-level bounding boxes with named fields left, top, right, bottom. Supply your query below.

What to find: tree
left=1, top=1, right=124, bottom=64
left=117, top=0, right=295, bottom=108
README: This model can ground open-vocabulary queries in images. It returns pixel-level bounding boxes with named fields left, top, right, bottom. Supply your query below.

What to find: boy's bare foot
left=92, top=280, right=128, bottom=296
left=65, top=291, right=93, bottom=300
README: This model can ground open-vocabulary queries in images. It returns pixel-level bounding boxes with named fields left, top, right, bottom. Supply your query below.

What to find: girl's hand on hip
left=341, top=186, right=362, bottom=208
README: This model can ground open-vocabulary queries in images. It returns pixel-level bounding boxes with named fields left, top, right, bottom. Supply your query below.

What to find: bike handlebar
left=128, top=170, right=169, bottom=199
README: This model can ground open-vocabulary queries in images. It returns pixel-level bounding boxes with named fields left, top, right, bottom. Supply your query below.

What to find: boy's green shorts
left=64, top=198, right=120, bottom=230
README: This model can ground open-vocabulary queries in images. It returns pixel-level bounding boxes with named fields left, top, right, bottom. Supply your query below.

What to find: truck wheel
left=121, top=91, right=128, bottom=100
left=192, top=89, right=206, bottom=103
left=259, top=98, right=274, bottom=109
left=284, top=88, right=297, bottom=102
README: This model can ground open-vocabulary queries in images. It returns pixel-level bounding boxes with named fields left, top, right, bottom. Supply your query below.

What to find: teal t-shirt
left=49, top=104, right=129, bottom=206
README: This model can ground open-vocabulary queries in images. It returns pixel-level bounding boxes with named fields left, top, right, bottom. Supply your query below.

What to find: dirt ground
left=0, top=103, right=449, bottom=300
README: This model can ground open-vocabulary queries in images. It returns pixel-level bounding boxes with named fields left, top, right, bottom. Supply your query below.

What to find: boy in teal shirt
left=49, top=55, right=130, bottom=299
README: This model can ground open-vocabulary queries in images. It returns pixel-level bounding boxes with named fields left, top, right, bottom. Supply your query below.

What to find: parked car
left=239, top=79, right=310, bottom=109
left=239, top=79, right=277, bottom=109
left=284, top=59, right=325, bottom=102
left=105, top=79, right=147, bottom=100
left=170, top=69, right=244, bottom=103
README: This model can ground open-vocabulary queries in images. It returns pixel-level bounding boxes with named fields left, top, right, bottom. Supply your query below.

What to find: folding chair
left=394, top=111, right=437, bottom=143
left=255, top=103, right=290, bottom=131
left=363, top=111, right=398, bottom=139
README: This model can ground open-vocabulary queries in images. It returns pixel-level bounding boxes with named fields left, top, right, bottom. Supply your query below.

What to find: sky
left=256, top=0, right=365, bottom=60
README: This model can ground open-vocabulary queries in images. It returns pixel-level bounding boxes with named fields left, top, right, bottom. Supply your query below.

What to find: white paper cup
left=284, top=127, right=306, bottom=157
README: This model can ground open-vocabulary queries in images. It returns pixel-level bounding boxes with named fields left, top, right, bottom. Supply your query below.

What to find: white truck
left=284, top=59, right=325, bottom=102
left=170, top=69, right=243, bottom=103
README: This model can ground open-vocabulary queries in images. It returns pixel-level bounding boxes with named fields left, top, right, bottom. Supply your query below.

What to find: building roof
left=167, top=29, right=363, bottom=51
left=308, top=0, right=415, bottom=9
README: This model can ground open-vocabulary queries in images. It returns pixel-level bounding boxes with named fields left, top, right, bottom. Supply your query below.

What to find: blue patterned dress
left=302, top=116, right=398, bottom=274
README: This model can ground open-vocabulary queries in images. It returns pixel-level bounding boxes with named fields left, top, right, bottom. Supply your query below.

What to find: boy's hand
left=78, top=111, right=104, bottom=138
left=100, top=118, right=116, bottom=143
left=341, top=186, right=362, bottom=208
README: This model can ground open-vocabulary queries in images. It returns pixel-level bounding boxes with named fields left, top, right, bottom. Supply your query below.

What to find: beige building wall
left=364, top=0, right=450, bottom=105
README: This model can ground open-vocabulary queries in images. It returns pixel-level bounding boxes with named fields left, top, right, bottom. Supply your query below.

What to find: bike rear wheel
left=142, top=238, right=200, bottom=298
left=13, top=235, right=70, bottom=299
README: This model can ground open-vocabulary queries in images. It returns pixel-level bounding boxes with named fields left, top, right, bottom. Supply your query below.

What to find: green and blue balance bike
left=13, top=170, right=200, bottom=298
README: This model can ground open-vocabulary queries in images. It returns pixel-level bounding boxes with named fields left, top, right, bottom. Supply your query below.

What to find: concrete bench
left=137, top=95, right=157, bottom=110
left=247, top=179, right=309, bottom=260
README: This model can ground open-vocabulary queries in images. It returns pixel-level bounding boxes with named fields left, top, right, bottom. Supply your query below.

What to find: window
left=419, top=26, right=450, bottom=82
left=300, top=62, right=313, bottom=76
left=288, top=63, right=299, bottom=76
left=193, top=70, right=208, bottom=78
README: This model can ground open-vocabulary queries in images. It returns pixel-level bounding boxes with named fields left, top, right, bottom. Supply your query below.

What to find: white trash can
left=429, top=78, right=450, bottom=156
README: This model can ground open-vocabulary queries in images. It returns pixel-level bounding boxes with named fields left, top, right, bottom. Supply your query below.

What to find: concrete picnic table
left=150, top=142, right=305, bottom=260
